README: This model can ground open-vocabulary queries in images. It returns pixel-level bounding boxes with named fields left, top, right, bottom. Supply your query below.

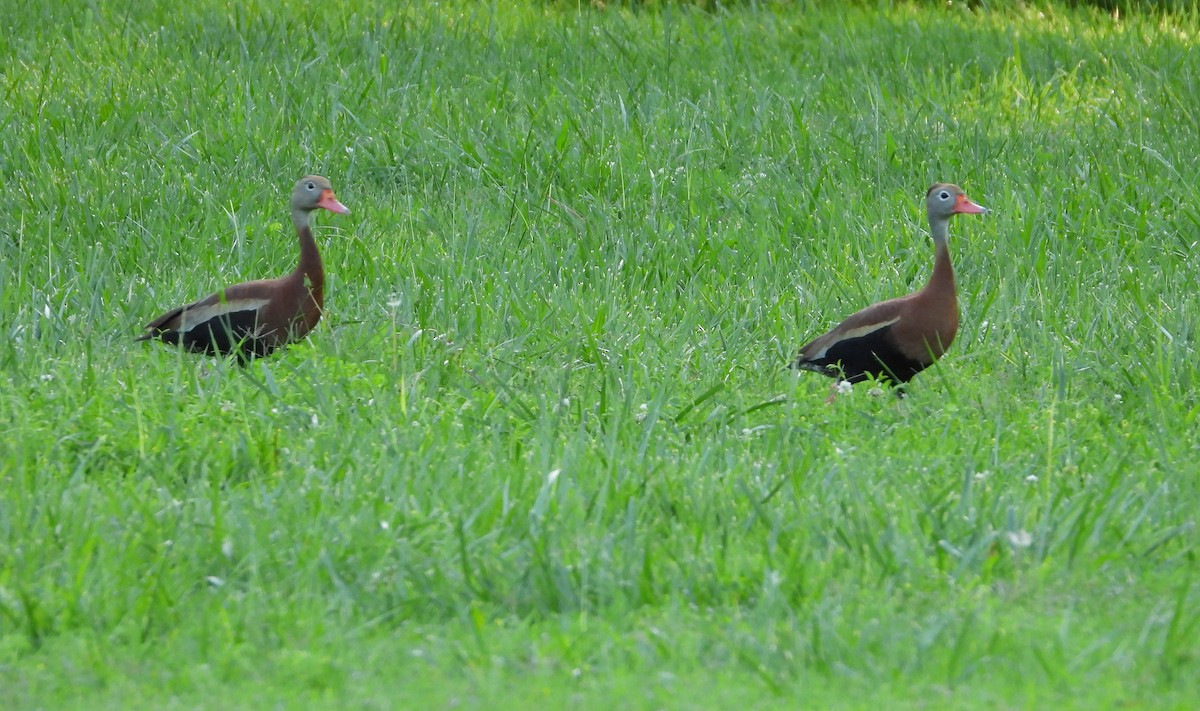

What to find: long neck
left=292, top=208, right=324, bottom=304
left=925, top=216, right=955, bottom=296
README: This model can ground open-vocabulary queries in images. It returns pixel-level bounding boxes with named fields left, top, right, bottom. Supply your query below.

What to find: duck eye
left=306, top=181, right=316, bottom=191
left=939, top=191, right=950, bottom=200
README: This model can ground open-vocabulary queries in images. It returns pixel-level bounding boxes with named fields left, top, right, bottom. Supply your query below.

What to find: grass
left=2, top=0, right=1199, bottom=707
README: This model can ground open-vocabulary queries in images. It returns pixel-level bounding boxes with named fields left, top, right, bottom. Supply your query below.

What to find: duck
left=138, top=175, right=349, bottom=361
left=791, top=183, right=987, bottom=395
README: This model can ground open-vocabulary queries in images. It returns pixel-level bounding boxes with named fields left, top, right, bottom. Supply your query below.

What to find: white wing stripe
left=179, top=298, right=269, bottom=332
left=810, top=316, right=901, bottom=359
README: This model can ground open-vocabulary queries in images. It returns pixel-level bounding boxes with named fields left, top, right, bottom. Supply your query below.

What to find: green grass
left=2, top=0, right=1199, bottom=707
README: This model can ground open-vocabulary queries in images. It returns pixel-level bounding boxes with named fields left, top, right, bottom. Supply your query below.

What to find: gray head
left=292, top=175, right=350, bottom=215
left=926, top=183, right=987, bottom=221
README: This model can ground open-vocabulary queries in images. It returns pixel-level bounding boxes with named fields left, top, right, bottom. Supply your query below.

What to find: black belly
left=160, top=309, right=278, bottom=361
left=795, top=330, right=930, bottom=384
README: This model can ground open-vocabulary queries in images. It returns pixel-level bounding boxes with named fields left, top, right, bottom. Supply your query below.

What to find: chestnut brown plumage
left=138, top=175, right=349, bottom=361
left=791, top=183, right=987, bottom=392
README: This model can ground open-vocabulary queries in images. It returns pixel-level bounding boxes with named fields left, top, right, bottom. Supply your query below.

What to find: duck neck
left=292, top=208, right=324, bottom=303
left=926, top=217, right=955, bottom=296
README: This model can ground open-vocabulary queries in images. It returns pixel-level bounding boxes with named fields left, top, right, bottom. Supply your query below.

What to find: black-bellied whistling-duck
left=138, top=175, right=349, bottom=361
left=791, top=183, right=987, bottom=394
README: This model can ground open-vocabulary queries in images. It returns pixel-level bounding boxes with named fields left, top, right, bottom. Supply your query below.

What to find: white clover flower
left=1006, top=530, right=1033, bottom=548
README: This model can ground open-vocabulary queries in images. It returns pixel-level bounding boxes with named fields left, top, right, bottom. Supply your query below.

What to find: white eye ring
left=306, top=181, right=316, bottom=191
left=939, top=191, right=951, bottom=200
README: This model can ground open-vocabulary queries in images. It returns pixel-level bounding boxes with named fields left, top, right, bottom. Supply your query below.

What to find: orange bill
left=317, top=189, right=350, bottom=214
left=953, top=193, right=987, bottom=214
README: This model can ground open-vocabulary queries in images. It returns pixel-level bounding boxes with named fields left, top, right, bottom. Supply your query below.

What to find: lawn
left=1, top=0, right=1198, bottom=708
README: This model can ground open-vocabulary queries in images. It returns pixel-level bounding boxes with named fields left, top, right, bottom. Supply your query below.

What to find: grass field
left=2, top=0, right=1199, bottom=708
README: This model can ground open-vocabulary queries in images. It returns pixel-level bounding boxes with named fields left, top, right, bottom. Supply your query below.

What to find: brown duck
left=139, top=175, right=349, bottom=361
left=791, top=183, right=987, bottom=393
